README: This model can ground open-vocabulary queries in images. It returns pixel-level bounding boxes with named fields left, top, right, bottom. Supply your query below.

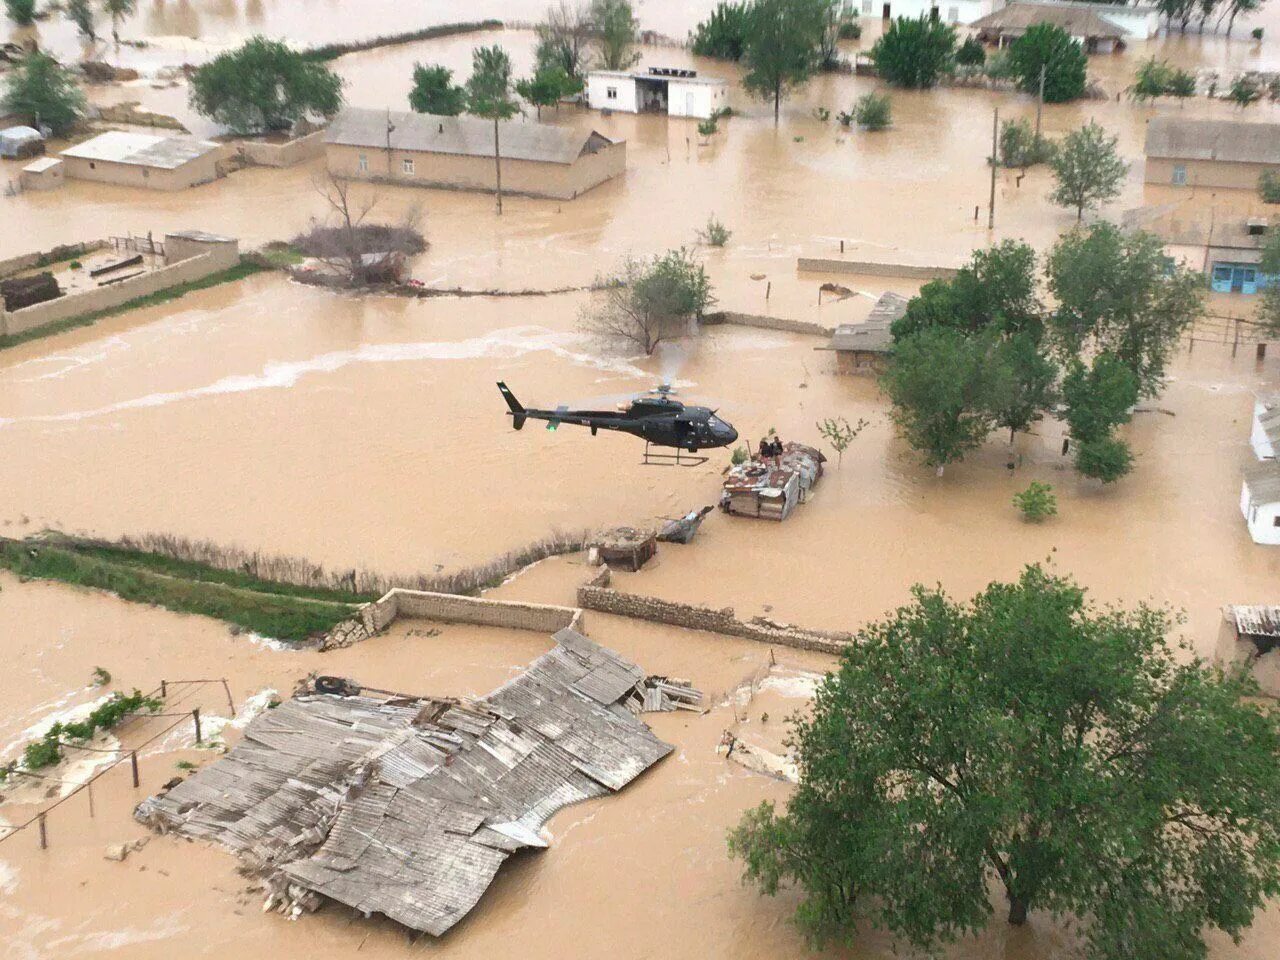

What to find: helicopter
left=497, top=381, right=738, bottom=465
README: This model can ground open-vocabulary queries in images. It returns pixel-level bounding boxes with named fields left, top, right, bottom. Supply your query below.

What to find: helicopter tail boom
left=496, top=382, right=527, bottom=430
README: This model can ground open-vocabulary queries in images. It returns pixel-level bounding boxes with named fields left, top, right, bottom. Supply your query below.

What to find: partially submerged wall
left=232, top=129, right=328, bottom=168
left=576, top=567, right=850, bottom=655
left=797, top=257, right=959, bottom=281
left=0, top=240, right=107, bottom=279
left=701, top=311, right=833, bottom=338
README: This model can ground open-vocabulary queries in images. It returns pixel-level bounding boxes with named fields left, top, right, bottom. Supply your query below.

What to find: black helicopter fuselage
left=497, top=382, right=738, bottom=452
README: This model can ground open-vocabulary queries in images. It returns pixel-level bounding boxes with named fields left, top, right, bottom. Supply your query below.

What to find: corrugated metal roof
left=1228, top=604, right=1280, bottom=638
left=970, top=2, right=1125, bottom=38
left=1244, top=459, right=1280, bottom=505
left=1145, top=118, right=1280, bottom=166
left=325, top=107, right=619, bottom=165
left=823, top=292, right=906, bottom=353
left=61, top=131, right=220, bottom=169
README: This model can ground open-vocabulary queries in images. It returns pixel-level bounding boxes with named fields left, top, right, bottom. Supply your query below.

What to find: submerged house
left=865, top=0, right=1156, bottom=33
left=1145, top=118, right=1280, bottom=190
left=818, top=291, right=907, bottom=374
left=136, top=629, right=687, bottom=937
left=1241, top=460, right=1280, bottom=544
left=969, top=2, right=1127, bottom=51
left=721, top=442, right=825, bottom=521
left=585, top=67, right=728, bottom=119
left=59, top=131, right=223, bottom=190
left=324, top=107, right=626, bottom=201
left=1122, top=204, right=1275, bottom=294
left=1252, top=396, right=1280, bottom=459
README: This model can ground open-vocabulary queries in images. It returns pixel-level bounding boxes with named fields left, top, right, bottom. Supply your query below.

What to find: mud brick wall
left=576, top=578, right=850, bottom=655
left=701, top=311, right=833, bottom=338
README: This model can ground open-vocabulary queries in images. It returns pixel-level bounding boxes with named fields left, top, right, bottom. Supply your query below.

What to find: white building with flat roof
left=585, top=67, right=729, bottom=119
left=59, top=131, right=223, bottom=190
left=854, top=0, right=1157, bottom=33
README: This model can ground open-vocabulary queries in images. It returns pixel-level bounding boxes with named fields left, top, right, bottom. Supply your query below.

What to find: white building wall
left=586, top=74, right=639, bottom=113
left=667, top=81, right=728, bottom=119
left=1252, top=401, right=1277, bottom=460
left=862, top=0, right=995, bottom=25
left=1242, top=481, right=1280, bottom=544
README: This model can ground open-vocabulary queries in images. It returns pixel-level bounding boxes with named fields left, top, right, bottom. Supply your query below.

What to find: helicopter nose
left=717, top=423, right=738, bottom=445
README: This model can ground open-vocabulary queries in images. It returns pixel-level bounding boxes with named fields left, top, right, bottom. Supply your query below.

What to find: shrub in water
left=697, top=215, right=732, bottom=247
left=854, top=91, right=891, bottom=131
left=1013, top=481, right=1057, bottom=522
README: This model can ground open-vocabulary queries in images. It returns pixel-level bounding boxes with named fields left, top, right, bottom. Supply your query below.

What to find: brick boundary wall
left=701, top=310, right=833, bottom=338
left=576, top=567, right=852, bottom=656
left=797, top=257, right=959, bottom=281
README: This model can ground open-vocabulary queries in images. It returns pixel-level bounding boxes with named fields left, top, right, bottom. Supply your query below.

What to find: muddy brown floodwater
left=3, top=4, right=1280, bottom=959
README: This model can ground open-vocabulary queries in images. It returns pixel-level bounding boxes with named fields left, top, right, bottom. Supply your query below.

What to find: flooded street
left=3, top=2, right=1280, bottom=958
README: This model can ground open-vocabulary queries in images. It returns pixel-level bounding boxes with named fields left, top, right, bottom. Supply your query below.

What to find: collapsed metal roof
left=136, top=629, right=694, bottom=936
left=1227, top=605, right=1280, bottom=638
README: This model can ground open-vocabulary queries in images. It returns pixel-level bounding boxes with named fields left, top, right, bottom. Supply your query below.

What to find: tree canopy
left=4, top=0, right=36, bottom=27
left=590, top=0, right=640, bottom=70
left=534, top=0, right=593, bottom=78
left=1, top=52, right=86, bottom=136
left=408, top=64, right=466, bottom=115
left=189, top=36, right=344, bottom=133
left=870, top=15, right=957, bottom=89
left=580, top=248, right=714, bottom=354
left=729, top=564, right=1280, bottom=959
left=1007, top=23, right=1087, bottom=102
left=691, top=1, right=752, bottom=60
left=516, top=62, right=582, bottom=117
left=741, top=0, right=829, bottom=123
left=1049, top=120, right=1128, bottom=222
left=466, top=45, right=521, bottom=214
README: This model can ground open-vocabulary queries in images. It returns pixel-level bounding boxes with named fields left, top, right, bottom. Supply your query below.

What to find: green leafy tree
left=955, top=35, right=986, bottom=67
left=870, top=15, right=956, bottom=89
left=741, top=0, right=829, bottom=124
left=997, top=117, right=1053, bottom=167
left=893, top=240, right=1042, bottom=341
left=189, top=36, right=344, bottom=133
left=1228, top=74, right=1263, bottom=107
left=1167, top=67, right=1197, bottom=99
left=815, top=415, right=870, bottom=467
left=516, top=62, right=581, bottom=117
left=1254, top=230, right=1280, bottom=333
left=580, top=248, right=714, bottom=354
left=728, top=564, right=1280, bottom=958
left=1049, top=120, right=1128, bottom=221
left=1261, top=169, right=1280, bottom=204
left=1, top=52, right=86, bottom=135
left=1047, top=223, right=1204, bottom=398
left=692, top=1, right=752, bottom=60
left=1012, top=480, right=1056, bottom=521
left=1060, top=353, right=1139, bottom=444
left=1129, top=57, right=1173, bottom=100
left=881, top=327, right=1011, bottom=472
left=991, top=330, right=1057, bottom=441
left=590, top=0, right=639, bottom=70
left=66, top=0, right=96, bottom=40
left=466, top=45, right=521, bottom=215
left=1075, top=433, right=1134, bottom=482
left=852, top=91, right=890, bottom=130
left=5, top=0, right=36, bottom=27
left=103, top=0, right=137, bottom=44
left=408, top=63, right=466, bottom=115
left=1007, top=23, right=1086, bottom=102
left=535, top=0, right=592, bottom=78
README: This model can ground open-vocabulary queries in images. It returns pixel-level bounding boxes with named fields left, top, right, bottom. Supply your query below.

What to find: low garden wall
left=0, top=240, right=240, bottom=338
left=701, top=310, right=833, bottom=337
left=576, top=567, right=851, bottom=655
left=231, top=129, right=327, bottom=168
left=0, top=240, right=108, bottom=279
left=355, top=588, right=583, bottom=636
left=797, top=257, right=959, bottom=281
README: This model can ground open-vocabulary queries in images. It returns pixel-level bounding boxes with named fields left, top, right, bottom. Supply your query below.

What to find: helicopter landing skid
left=642, top=443, right=708, bottom=468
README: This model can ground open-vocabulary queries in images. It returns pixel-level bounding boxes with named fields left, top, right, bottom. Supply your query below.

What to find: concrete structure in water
left=585, top=67, right=729, bottom=119
left=1242, top=461, right=1280, bottom=544
left=19, top=157, right=63, bottom=191
left=324, top=108, right=626, bottom=201
left=818, top=291, right=907, bottom=374
left=59, top=131, right=223, bottom=190
left=1145, top=118, right=1280, bottom=190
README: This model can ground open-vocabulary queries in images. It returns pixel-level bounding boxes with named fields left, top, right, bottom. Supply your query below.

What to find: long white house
left=585, top=67, right=729, bottom=120
left=858, top=0, right=1159, bottom=35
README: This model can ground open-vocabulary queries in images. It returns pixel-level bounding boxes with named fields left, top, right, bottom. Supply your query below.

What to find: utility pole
left=1035, top=64, right=1046, bottom=142
left=988, top=107, right=998, bottom=230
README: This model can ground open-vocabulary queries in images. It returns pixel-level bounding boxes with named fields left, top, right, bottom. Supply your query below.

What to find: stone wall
left=0, top=239, right=240, bottom=338
left=0, top=240, right=107, bottom=280
left=577, top=570, right=851, bottom=655
left=356, top=588, right=583, bottom=634
left=701, top=311, right=833, bottom=338
left=797, top=257, right=959, bottom=281
left=232, top=129, right=328, bottom=168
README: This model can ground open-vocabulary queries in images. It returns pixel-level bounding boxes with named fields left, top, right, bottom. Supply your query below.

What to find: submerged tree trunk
left=494, top=117, right=503, bottom=215
left=774, top=83, right=781, bottom=125
left=1008, top=893, right=1030, bottom=925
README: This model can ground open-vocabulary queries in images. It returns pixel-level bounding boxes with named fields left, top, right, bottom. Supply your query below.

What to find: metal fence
left=0, top=678, right=234, bottom=850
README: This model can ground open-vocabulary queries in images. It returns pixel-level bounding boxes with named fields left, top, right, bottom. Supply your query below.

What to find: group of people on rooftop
left=757, top=432, right=785, bottom=464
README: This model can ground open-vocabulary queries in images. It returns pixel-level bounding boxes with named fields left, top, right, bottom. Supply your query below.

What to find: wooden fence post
left=130, top=750, right=140, bottom=788
left=37, top=813, right=47, bottom=850
left=193, top=708, right=202, bottom=745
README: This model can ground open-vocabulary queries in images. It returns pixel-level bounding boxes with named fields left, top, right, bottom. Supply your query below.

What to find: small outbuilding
left=1144, top=118, right=1280, bottom=190
left=969, top=2, right=1126, bottom=51
left=721, top=442, right=825, bottom=521
left=818, top=291, right=907, bottom=374
left=1252, top=396, right=1280, bottom=460
left=325, top=108, right=626, bottom=201
left=1217, top=605, right=1280, bottom=698
left=59, top=131, right=223, bottom=190
left=585, top=67, right=729, bottom=119
left=0, top=125, right=44, bottom=160
left=19, top=156, right=63, bottom=191
left=1241, top=460, right=1280, bottom=544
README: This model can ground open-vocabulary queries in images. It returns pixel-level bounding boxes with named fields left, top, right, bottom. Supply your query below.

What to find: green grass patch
left=0, top=539, right=358, bottom=642
left=0, top=258, right=268, bottom=353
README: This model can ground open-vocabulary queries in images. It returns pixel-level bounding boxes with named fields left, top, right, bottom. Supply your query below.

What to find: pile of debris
left=136, top=629, right=699, bottom=937
left=657, top=505, right=714, bottom=544
left=1, top=272, right=61, bottom=311
left=721, top=442, right=825, bottom=521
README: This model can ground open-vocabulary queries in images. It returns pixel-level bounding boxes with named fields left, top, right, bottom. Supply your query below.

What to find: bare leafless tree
left=295, top=172, right=426, bottom=285
left=536, top=1, right=593, bottom=78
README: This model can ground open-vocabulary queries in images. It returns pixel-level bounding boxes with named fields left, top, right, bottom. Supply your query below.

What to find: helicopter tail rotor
left=496, top=382, right=527, bottom=430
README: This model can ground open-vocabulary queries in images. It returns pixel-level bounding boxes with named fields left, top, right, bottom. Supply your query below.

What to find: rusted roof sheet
left=1228, top=605, right=1280, bottom=638
left=136, top=629, right=674, bottom=937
